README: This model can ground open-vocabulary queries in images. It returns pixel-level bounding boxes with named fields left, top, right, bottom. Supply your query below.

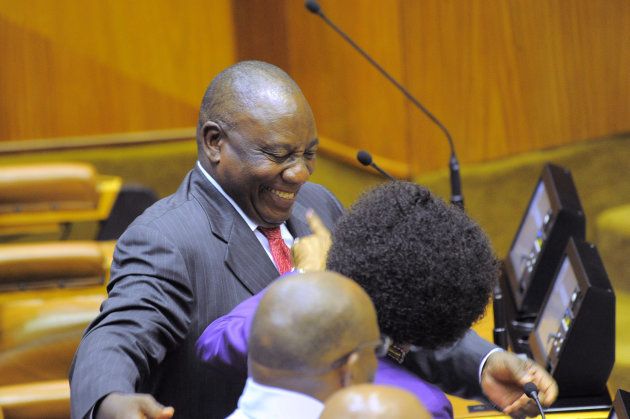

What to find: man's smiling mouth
left=264, top=186, right=296, bottom=200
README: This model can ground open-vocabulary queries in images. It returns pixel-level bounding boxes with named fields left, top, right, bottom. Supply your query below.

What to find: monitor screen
left=508, top=181, right=553, bottom=294
left=533, top=255, right=580, bottom=364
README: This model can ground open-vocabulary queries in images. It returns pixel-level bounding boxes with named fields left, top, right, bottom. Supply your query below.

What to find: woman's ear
left=201, top=121, right=222, bottom=163
left=339, top=352, right=359, bottom=388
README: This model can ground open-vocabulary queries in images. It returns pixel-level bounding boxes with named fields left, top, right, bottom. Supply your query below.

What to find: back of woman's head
left=327, top=181, right=498, bottom=349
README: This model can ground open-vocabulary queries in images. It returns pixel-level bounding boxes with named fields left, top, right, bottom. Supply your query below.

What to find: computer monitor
left=529, top=238, right=614, bottom=399
left=504, top=163, right=585, bottom=317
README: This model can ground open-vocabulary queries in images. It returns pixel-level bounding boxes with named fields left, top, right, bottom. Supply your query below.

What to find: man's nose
left=282, top=158, right=311, bottom=184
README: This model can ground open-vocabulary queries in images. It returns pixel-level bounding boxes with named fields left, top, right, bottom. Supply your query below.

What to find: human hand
left=291, top=209, right=331, bottom=272
left=481, top=351, right=558, bottom=418
left=96, top=392, right=174, bottom=419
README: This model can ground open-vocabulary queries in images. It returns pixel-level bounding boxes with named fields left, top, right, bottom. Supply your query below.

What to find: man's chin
left=257, top=210, right=293, bottom=228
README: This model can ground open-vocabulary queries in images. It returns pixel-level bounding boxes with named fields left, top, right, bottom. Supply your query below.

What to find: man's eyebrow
left=261, top=138, right=319, bottom=153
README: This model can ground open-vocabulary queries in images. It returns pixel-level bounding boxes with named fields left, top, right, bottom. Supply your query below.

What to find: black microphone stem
left=524, top=382, right=546, bottom=419
left=357, top=150, right=396, bottom=181
left=307, top=2, right=464, bottom=209
left=370, top=163, right=396, bottom=182
left=534, top=397, right=546, bottom=419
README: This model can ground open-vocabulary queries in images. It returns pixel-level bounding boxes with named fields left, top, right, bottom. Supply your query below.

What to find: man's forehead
left=231, top=85, right=302, bottom=118
left=228, top=94, right=314, bottom=135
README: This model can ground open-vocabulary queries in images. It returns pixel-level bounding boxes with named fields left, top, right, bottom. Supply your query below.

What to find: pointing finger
left=306, top=209, right=330, bottom=237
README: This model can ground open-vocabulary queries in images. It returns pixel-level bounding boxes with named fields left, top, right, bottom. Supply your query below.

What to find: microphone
left=357, top=150, right=396, bottom=182
left=305, top=0, right=464, bottom=209
left=524, top=382, right=546, bottom=419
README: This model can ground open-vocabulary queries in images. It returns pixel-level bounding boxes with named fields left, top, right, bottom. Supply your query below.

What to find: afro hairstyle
left=326, top=181, right=498, bottom=349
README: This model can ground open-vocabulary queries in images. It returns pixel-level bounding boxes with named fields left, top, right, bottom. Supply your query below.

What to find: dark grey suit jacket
left=70, top=166, right=498, bottom=418
left=69, top=166, right=345, bottom=419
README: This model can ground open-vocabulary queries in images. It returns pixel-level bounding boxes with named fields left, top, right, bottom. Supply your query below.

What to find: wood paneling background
left=1, top=1, right=629, bottom=176
left=0, top=0, right=235, bottom=141
left=235, top=0, right=630, bottom=174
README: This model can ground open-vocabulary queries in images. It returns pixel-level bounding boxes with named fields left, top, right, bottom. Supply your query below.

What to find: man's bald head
left=320, top=384, right=431, bottom=419
left=196, top=60, right=312, bottom=147
left=249, top=271, right=379, bottom=373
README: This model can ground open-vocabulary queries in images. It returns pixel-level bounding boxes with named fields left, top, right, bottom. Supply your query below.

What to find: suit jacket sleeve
left=403, top=329, right=498, bottom=401
left=69, top=223, right=194, bottom=419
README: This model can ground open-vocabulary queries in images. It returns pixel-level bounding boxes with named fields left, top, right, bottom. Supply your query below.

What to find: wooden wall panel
left=2, top=1, right=628, bottom=177
left=284, top=0, right=412, bottom=176
left=232, top=0, right=290, bottom=71
left=401, top=0, right=630, bottom=172
left=0, top=0, right=235, bottom=141
left=232, top=0, right=411, bottom=176
left=234, top=0, right=630, bottom=175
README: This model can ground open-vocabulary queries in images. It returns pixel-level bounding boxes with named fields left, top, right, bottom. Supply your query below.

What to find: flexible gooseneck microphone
left=524, top=382, right=546, bottom=419
left=356, top=150, right=396, bottom=181
left=305, top=0, right=464, bottom=209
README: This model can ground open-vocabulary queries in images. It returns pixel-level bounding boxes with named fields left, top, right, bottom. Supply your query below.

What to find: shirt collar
left=197, top=161, right=259, bottom=232
left=236, top=378, right=324, bottom=419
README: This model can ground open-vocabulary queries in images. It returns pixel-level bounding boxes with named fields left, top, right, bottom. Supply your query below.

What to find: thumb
left=156, top=407, right=175, bottom=419
left=138, top=397, right=174, bottom=419
left=306, top=209, right=329, bottom=237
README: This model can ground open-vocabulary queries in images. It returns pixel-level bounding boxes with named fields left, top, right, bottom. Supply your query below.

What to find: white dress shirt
left=226, top=378, right=324, bottom=419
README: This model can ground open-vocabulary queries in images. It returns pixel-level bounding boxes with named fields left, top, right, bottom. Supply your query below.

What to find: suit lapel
left=189, top=166, right=279, bottom=295
left=224, top=222, right=279, bottom=295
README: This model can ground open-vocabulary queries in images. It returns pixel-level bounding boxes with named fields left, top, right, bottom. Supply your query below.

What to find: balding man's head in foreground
left=320, top=384, right=431, bottom=419
left=248, top=271, right=382, bottom=402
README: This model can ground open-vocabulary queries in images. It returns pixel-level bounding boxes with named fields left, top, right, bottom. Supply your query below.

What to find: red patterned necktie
left=258, top=226, right=293, bottom=275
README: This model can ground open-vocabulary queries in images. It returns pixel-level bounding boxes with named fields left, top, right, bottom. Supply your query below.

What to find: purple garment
left=196, top=287, right=453, bottom=419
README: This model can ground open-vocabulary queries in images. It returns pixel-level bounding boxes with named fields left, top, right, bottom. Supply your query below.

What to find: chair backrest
left=0, top=241, right=105, bottom=292
left=0, top=163, right=99, bottom=214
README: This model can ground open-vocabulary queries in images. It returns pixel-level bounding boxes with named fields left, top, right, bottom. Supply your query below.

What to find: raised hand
left=291, top=209, right=332, bottom=272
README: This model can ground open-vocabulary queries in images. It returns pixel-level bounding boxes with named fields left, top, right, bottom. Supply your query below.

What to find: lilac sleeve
left=195, top=290, right=266, bottom=375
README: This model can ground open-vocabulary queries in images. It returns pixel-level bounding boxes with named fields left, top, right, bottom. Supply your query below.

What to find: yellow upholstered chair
left=0, top=163, right=121, bottom=238
left=0, top=241, right=113, bottom=418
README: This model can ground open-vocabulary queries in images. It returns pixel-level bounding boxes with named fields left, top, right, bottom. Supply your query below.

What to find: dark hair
left=326, top=181, right=497, bottom=349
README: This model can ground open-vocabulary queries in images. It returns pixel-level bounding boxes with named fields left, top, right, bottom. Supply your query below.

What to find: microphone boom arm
left=306, top=0, right=464, bottom=209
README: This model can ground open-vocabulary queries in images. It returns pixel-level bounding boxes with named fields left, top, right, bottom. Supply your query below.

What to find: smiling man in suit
left=69, top=61, right=344, bottom=419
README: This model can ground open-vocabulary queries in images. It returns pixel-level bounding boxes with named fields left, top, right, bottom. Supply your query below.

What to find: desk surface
left=449, top=395, right=610, bottom=418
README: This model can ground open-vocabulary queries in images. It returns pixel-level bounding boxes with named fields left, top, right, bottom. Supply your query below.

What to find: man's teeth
left=269, top=188, right=295, bottom=199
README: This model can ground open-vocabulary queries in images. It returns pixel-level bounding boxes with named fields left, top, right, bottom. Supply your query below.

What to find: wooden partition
left=235, top=0, right=630, bottom=174
left=1, top=1, right=629, bottom=177
left=0, top=0, right=235, bottom=141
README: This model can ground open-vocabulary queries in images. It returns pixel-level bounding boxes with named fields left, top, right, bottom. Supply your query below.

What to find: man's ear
left=201, top=121, right=223, bottom=164
left=339, top=352, right=359, bottom=388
